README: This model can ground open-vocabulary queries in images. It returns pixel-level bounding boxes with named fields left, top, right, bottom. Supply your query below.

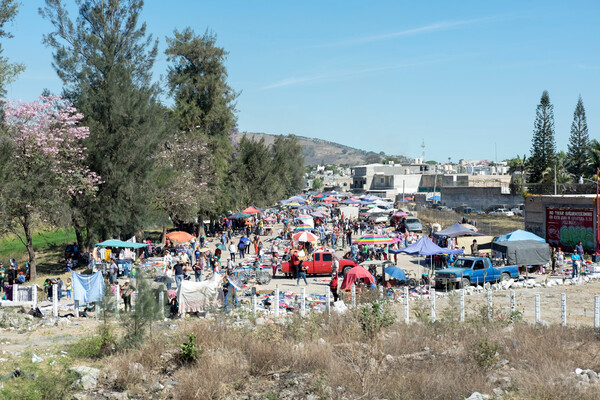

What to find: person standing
left=575, top=241, right=584, bottom=260
left=164, top=265, right=173, bottom=290
left=470, top=240, right=479, bottom=256
left=65, top=278, right=72, bottom=300
left=193, top=259, right=203, bottom=282
left=329, top=272, right=339, bottom=302
left=120, top=282, right=135, bottom=312
left=229, top=241, right=237, bottom=262
left=571, top=252, right=580, bottom=278
left=238, top=239, right=246, bottom=259
left=109, top=259, right=118, bottom=284
left=0, top=263, right=5, bottom=292
left=551, top=247, right=557, bottom=273
left=290, top=251, right=299, bottom=279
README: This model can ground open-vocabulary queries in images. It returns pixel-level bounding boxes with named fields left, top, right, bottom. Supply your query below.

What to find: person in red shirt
left=329, top=272, right=339, bottom=302
left=290, top=251, right=299, bottom=279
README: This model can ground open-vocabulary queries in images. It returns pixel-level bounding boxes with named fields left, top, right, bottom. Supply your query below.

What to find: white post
left=74, top=300, right=79, bottom=318
left=115, top=285, right=120, bottom=316
left=252, top=293, right=257, bottom=317
left=159, top=290, right=165, bottom=319
left=300, top=287, right=306, bottom=318
left=32, top=285, right=37, bottom=310
left=487, top=289, right=492, bottom=321
left=326, top=288, right=331, bottom=316
left=379, top=285, right=384, bottom=299
left=274, top=286, right=279, bottom=318
left=430, top=288, right=436, bottom=323
left=403, top=286, right=409, bottom=324
left=535, top=293, right=540, bottom=325
left=351, top=284, right=356, bottom=308
left=459, top=288, right=465, bottom=322
left=510, top=290, right=515, bottom=313
left=561, top=293, right=566, bottom=326
left=52, top=284, right=58, bottom=318
left=595, top=295, right=599, bottom=331
left=13, top=284, right=18, bottom=301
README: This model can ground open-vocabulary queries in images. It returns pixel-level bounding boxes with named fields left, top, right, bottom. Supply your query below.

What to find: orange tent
left=242, top=206, right=260, bottom=214
left=322, top=196, right=338, bottom=202
left=165, top=231, right=194, bottom=242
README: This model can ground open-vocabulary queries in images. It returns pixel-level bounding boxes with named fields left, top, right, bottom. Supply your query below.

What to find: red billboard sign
left=546, top=207, right=595, bottom=250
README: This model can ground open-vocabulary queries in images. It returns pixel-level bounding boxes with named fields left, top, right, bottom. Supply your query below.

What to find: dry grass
left=90, top=308, right=600, bottom=399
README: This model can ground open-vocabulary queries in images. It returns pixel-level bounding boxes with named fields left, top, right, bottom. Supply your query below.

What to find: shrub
left=358, top=301, right=395, bottom=340
left=471, top=337, right=500, bottom=370
left=179, top=333, right=201, bottom=364
left=70, top=325, right=116, bottom=359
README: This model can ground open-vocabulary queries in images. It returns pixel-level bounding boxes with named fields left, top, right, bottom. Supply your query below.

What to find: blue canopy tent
left=427, top=195, right=441, bottom=201
left=495, top=229, right=545, bottom=243
left=390, top=236, right=463, bottom=281
left=95, top=239, right=148, bottom=249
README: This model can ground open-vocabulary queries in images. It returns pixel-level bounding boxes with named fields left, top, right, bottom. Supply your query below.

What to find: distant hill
left=234, top=132, right=411, bottom=166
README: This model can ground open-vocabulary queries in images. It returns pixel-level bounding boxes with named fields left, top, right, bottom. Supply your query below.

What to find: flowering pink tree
left=0, top=95, right=100, bottom=279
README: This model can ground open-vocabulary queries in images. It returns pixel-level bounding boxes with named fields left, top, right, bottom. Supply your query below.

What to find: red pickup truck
left=281, top=251, right=356, bottom=276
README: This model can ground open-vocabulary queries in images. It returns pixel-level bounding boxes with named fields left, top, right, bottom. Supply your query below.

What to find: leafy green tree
left=271, top=135, right=304, bottom=198
left=566, top=96, right=590, bottom=178
left=587, top=140, right=600, bottom=178
left=41, top=0, right=166, bottom=244
left=165, top=27, right=238, bottom=232
left=312, top=177, right=324, bottom=190
left=0, top=0, right=23, bottom=98
left=528, top=91, right=556, bottom=183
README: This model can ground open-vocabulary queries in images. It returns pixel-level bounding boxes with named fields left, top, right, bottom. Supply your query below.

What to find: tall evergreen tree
left=566, top=95, right=590, bottom=178
left=40, top=0, right=166, bottom=243
left=271, top=135, right=305, bottom=198
left=528, top=90, right=556, bottom=183
left=0, top=0, right=24, bottom=98
left=165, top=28, right=238, bottom=232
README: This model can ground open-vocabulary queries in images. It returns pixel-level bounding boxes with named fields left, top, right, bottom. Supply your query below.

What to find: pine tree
left=165, top=28, right=238, bottom=232
left=0, top=0, right=23, bottom=98
left=566, top=96, right=589, bottom=178
left=41, top=0, right=166, bottom=243
left=528, top=90, right=556, bottom=183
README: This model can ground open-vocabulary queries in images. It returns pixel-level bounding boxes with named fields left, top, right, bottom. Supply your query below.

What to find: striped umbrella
left=292, top=231, right=319, bottom=242
left=354, top=234, right=400, bottom=245
left=294, top=224, right=313, bottom=231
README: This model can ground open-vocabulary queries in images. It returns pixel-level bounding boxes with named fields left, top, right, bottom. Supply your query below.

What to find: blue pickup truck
left=434, top=257, right=519, bottom=289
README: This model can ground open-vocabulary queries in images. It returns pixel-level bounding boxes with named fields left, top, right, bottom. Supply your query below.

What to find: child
left=66, top=278, right=72, bottom=299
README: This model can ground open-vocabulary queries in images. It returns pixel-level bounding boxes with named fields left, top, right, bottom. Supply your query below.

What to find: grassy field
left=418, top=209, right=525, bottom=237
left=0, top=228, right=76, bottom=268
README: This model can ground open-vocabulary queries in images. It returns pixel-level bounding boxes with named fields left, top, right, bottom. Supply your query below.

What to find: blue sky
left=3, top=0, right=599, bottom=162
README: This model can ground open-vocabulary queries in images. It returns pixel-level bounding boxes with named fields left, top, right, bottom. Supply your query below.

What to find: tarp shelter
left=491, top=240, right=551, bottom=266
left=434, top=222, right=483, bottom=238
left=340, top=266, right=375, bottom=291
left=72, top=271, right=104, bottom=303
left=341, top=198, right=361, bottom=205
left=228, top=212, right=251, bottom=219
left=361, top=194, right=379, bottom=201
left=366, top=207, right=387, bottom=214
left=495, top=229, right=545, bottom=243
left=322, top=196, right=338, bottom=202
left=95, top=239, right=148, bottom=249
left=427, top=195, right=441, bottom=201
left=242, top=206, right=261, bottom=214
left=177, top=273, right=223, bottom=314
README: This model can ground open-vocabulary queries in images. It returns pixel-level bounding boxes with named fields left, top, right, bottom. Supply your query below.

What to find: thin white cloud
left=262, top=58, right=446, bottom=90
left=318, top=17, right=496, bottom=48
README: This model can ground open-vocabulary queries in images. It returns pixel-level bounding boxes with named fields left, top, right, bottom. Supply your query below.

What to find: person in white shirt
left=228, top=242, right=237, bottom=262
left=164, top=252, right=173, bottom=267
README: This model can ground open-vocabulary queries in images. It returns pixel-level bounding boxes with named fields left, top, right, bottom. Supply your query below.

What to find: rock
left=57, top=318, right=70, bottom=329
left=70, top=366, right=100, bottom=390
left=466, top=392, right=489, bottom=400
left=318, top=338, right=326, bottom=345
left=336, top=386, right=345, bottom=393
left=385, top=354, right=395, bottom=362
left=575, top=368, right=583, bottom=375
left=306, top=394, right=318, bottom=400
left=492, top=387, right=505, bottom=397
left=272, top=373, right=280, bottom=381
left=149, top=381, right=164, bottom=392
left=496, top=359, right=509, bottom=368
left=255, top=317, right=266, bottom=326
left=106, top=392, right=129, bottom=400
left=32, top=353, right=44, bottom=363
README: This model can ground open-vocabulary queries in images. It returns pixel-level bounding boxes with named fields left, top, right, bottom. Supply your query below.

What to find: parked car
left=462, top=207, right=484, bottom=214
left=511, top=204, right=524, bottom=216
left=281, top=251, right=356, bottom=277
left=404, top=217, right=423, bottom=232
left=489, top=208, right=514, bottom=217
left=435, top=256, right=520, bottom=289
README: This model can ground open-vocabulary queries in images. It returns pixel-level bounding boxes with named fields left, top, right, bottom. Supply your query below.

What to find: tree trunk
left=73, top=217, right=85, bottom=253
left=197, top=212, right=205, bottom=236
left=160, top=225, right=167, bottom=246
left=22, top=213, right=37, bottom=281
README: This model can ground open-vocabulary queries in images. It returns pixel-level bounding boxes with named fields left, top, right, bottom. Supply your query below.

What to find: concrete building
left=350, top=163, right=427, bottom=198
left=525, top=194, right=599, bottom=251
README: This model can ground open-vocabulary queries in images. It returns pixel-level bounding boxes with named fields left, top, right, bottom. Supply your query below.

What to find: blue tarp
left=72, top=271, right=104, bottom=303
left=384, top=266, right=406, bottom=281
left=495, top=229, right=545, bottom=243
left=427, top=195, right=441, bottom=201
left=95, top=239, right=148, bottom=249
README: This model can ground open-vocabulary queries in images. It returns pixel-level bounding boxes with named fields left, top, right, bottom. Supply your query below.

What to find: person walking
left=229, top=241, right=237, bottom=262
left=296, top=257, right=308, bottom=286
left=174, top=258, right=185, bottom=288
left=238, top=239, right=246, bottom=259
left=120, top=281, right=135, bottom=312
left=329, top=272, right=339, bottom=302
left=193, top=259, right=203, bottom=282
